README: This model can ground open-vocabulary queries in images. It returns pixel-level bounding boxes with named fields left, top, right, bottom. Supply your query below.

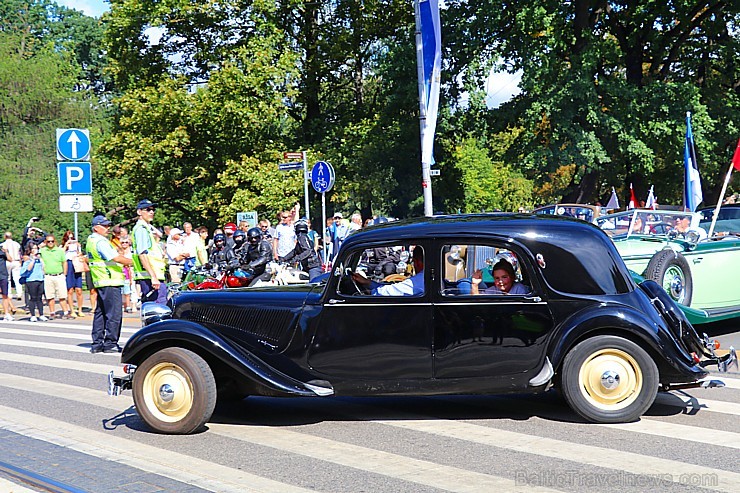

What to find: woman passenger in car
left=471, top=260, right=530, bottom=295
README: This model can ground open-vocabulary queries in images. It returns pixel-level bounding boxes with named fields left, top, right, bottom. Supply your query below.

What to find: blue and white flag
left=419, top=0, right=441, bottom=166
left=645, top=185, right=657, bottom=210
left=683, top=112, right=703, bottom=212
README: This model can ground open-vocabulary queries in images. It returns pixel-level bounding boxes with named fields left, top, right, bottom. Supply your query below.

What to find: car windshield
left=596, top=210, right=703, bottom=238
left=534, top=205, right=598, bottom=223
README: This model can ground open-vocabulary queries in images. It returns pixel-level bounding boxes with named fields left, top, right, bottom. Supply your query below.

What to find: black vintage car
left=109, top=214, right=736, bottom=434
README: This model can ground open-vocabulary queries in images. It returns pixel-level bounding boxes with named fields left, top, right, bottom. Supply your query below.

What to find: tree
left=443, top=0, right=740, bottom=205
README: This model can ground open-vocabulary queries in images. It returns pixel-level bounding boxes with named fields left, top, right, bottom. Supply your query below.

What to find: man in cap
left=329, top=212, right=350, bottom=261
left=131, top=199, right=168, bottom=303
left=86, top=215, right=133, bottom=353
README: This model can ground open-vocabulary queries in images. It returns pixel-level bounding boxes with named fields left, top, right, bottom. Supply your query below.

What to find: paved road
left=0, top=315, right=737, bottom=493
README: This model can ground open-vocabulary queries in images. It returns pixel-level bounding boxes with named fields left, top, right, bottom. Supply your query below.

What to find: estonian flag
left=684, top=112, right=703, bottom=212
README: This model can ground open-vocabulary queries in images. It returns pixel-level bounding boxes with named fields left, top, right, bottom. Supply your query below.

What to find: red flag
left=732, top=137, right=740, bottom=171
left=628, top=183, right=637, bottom=209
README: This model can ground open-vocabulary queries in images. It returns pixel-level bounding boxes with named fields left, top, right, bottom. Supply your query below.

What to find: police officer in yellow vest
left=131, top=199, right=167, bottom=304
left=86, top=215, right=133, bottom=353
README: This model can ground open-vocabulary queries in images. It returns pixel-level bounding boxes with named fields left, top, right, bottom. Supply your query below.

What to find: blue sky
left=58, top=0, right=109, bottom=18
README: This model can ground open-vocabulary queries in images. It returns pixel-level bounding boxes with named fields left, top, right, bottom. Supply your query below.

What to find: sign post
left=57, top=129, right=92, bottom=241
left=310, top=161, right=335, bottom=268
left=283, top=151, right=309, bottom=220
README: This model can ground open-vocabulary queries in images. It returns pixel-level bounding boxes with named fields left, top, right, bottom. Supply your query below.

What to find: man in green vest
left=131, top=198, right=168, bottom=304
left=86, top=215, right=133, bottom=354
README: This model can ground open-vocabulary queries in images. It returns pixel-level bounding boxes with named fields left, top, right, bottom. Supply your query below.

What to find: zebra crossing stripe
left=0, top=338, right=108, bottom=354
left=0, top=476, right=37, bottom=493
left=0, top=405, right=314, bottom=493
left=0, top=351, right=114, bottom=373
left=1, top=371, right=738, bottom=492
left=376, top=419, right=740, bottom=492
left=597, top=419, right=740, bottom=449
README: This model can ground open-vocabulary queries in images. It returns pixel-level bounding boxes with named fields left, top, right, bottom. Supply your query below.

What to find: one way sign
left=56, top=128, right=91, bottom=161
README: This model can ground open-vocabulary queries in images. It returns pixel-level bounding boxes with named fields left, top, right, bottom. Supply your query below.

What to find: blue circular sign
left=57, top=129, right=91, bottom=161
left=311, top=161, right=335, bottom=193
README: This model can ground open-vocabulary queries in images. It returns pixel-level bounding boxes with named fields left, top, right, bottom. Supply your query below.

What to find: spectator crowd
left=1, top=201, right=384, bottom=324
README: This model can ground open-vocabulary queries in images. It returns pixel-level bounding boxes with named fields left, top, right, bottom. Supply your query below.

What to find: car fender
left=122, top=320, right=325, bottom=397
left=546, top=302, right=697, bottom=378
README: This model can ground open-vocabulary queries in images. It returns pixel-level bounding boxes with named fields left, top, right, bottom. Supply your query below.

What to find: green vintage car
left=596, top=208, right=740, bottom=325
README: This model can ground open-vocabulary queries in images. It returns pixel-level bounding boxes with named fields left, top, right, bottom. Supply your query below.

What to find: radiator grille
left=189, top=304, right=295, bottom=345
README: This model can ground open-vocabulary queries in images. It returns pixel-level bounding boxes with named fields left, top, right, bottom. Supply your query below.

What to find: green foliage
left=445, top=0, right=740, bottom=206
left=450, top=138, right=534, bottom=213
left=0, top=26, right=103, bottom=239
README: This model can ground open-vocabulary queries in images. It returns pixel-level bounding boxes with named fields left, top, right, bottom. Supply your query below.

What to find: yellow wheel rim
left=578, top=348, right=643, bottom=411
left=141, top=362, right=194, bottom=422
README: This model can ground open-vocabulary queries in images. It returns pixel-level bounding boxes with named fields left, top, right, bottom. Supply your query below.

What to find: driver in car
left=674, top=215, right=707, bottom=240
left=351, top=246, right=424, bottom=296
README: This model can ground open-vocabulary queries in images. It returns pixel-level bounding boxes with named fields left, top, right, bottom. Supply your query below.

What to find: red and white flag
left=732, top=137, right=740, bottom=171
left=628, top=183, right=637, bottom=209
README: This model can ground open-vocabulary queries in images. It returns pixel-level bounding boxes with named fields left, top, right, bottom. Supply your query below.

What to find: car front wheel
left=561, top=335, right=658, bottom=423
left=132, top=347, right=217, bottom=434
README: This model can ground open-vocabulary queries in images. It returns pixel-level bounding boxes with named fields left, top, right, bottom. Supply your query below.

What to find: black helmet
left=247, top=227, right=262, bottom=244
left=213, top=233, right=225, bottom=243
left=294, top=220, right=308, bottom=234
left=233, top=230, right=246, bottom=244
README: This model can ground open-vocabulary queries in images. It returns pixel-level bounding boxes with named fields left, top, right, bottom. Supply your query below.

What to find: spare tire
left=644, top=250, right=693, bottom=306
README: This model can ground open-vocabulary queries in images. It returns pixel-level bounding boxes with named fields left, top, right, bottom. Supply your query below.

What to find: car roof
left=342, top=213, right=604, bottom=248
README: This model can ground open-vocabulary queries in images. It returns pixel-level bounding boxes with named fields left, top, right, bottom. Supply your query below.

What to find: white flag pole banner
left=415, top=0, right=441, bottom=216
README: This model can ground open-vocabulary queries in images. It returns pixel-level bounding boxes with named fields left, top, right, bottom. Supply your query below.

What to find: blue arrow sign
left=58, top=162, right=92, bottom=194
left=311, top=161, right=335, bottom=193
left=56, top=128, right=91, bottom=161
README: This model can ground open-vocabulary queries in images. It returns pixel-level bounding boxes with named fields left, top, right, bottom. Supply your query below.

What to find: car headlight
left=140, top=302, right=172, bottom=327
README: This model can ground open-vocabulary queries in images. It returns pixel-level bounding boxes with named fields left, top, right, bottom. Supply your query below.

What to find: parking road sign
left=56, top=128, right=91, bottom=161
left=58, top=162, right=92, bottom=194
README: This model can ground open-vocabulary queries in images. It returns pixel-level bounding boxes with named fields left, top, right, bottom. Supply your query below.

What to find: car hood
left=168, top=283, right=324, bottom=349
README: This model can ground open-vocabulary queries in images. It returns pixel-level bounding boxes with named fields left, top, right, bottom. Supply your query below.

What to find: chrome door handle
left=328, top=298, right=345, bottom=304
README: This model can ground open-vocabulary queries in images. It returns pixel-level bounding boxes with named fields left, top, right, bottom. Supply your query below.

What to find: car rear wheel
left=644, top=250, right=693, bottom=306
left=561, top=335, right=658, bottom=423
left=132, top=347, right=216, bottom=434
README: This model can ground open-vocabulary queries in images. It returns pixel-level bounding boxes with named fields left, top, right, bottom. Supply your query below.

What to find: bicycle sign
left=311, top=161, right=335, bottom=193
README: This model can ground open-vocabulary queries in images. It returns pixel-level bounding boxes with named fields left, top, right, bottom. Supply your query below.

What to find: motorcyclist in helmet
left=228, top=229, right=248, bottom=265
left=208, top=233, right=229, bottom=268
left=243, top=227, right=273, bottom=286
left=280, top=220, right=322, bottom=281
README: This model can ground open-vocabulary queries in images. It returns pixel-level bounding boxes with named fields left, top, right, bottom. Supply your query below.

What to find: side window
left=440, top=244, right=531, bottom=297
left=336, top=244, right=424, bottom=297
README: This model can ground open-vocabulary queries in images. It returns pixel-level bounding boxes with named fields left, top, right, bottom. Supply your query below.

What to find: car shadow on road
left=210, top=386, right=699, bottom=429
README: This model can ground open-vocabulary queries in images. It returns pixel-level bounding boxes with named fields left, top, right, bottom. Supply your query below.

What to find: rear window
left=523, top=233, right=633, bottom=295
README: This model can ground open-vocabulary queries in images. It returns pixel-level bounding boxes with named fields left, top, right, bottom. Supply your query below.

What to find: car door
left=307, top=243, right=433, bottom=386
left=433, top=241, right=555, bottom=382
